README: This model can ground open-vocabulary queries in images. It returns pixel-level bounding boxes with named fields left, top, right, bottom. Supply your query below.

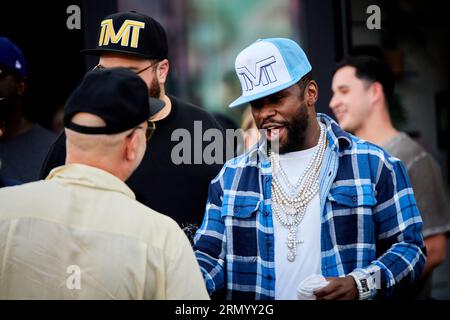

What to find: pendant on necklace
left=286, top=227, right=305, bottom=262
left=287, top=251, right=295, bottom=262
left=287, top=227, right=297, bottom=261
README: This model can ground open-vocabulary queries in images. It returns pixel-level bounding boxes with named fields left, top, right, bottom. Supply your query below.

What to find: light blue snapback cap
left=229, top=38, right=312, bottom=108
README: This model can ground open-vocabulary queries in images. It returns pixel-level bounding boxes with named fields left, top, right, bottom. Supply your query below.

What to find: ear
left=369, top=82, right=384, bottom=104
left=156, top=59, right=169, bottom=84
left=16, top=78, right=28, bottom=97
left=124, top=131, right=139, bottom=162
left=305, top=80, right=319, bottom=107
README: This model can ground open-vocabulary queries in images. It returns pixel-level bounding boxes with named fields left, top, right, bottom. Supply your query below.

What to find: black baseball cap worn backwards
left=82, top=11, right=168, bottom=60
left=64, top=68, right=165, bottom=135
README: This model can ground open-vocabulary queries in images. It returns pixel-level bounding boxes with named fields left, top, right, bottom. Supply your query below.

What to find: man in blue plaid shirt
left=193, top=38, right=425, bottom=300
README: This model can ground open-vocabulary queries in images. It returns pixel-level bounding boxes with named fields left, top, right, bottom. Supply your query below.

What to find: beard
left=0, top=95, right=15, bottom=119
left=278, top=103, right=309, bottom=154
left=148, top=76, right=161, bottom=98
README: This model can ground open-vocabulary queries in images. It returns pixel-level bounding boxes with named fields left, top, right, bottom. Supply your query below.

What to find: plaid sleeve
left=193, top=172, right=227, bottom=295
left=357, top=154, right=426, bottom=299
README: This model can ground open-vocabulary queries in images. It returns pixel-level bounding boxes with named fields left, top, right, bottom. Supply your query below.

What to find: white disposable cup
left=297, top=274, right=329, bottom=300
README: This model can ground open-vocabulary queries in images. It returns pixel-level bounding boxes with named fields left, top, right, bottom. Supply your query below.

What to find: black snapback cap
left=82, top=11, right=168, bottom=60
left=64, top=67, right=165, bottom=135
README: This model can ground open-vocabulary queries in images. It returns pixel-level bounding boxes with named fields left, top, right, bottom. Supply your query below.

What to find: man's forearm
left=422, top=234, right=447, bottom=278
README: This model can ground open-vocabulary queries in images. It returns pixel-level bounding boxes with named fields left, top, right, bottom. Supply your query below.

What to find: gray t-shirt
left=0, top=124, right=56, bottom=183
left=383, top=132, right=450, bottom=237
left=383, top=132, right=450, bottom=299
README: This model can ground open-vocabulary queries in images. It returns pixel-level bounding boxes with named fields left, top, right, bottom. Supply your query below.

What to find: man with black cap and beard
left=40, top=12, right=226, bottom=239
left=193, top=38, right=426, bottom=300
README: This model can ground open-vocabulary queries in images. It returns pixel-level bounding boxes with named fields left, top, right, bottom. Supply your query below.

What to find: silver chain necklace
left=271, top=122, right=327, bottom=262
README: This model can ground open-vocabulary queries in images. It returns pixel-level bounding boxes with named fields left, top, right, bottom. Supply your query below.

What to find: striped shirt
left=194, top=113, right=425, bottom=300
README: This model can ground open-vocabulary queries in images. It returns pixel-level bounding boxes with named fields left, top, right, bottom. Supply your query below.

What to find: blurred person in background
left=0, top=37, right=56, bottom=183
left=212, top=111, right=240, bottom=157
left=241, top=106, right=260, bottom=151
left=0, top=97, right=21, bottom=187
left=330, top=55, right=450, bottom=299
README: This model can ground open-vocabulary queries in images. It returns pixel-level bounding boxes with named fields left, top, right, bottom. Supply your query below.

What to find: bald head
left=66, top=113, right=125, bottom=153
left=65, top=113, right=148, bottom=181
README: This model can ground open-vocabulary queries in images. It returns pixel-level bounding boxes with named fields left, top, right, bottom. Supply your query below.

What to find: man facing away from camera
left=0, top=68, right=208, bottom=299
left=194, top=38, right=426, bottom=300
left=330, top=55, right=450, bottom=298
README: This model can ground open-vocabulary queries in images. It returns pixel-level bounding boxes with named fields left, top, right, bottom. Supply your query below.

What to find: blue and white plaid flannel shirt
left=194, top=113, right=425, bottom=300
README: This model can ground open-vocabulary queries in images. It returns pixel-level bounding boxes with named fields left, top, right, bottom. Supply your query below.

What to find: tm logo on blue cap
left=237, top=56, right=277, bottom=92
left=229, top=38, right=312, bottom=108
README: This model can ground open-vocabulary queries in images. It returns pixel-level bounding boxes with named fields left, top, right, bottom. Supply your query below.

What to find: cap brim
left=81, top=48, right=154, bottom=59
left=229, top=76, right=302, bottom=108
left=148, top=97, right=165, bottom=116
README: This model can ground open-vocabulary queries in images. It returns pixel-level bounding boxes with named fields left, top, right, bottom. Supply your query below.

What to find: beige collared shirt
left=0, top=164, right=209, bottom=300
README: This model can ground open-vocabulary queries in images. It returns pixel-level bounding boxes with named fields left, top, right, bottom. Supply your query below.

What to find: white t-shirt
left=272, top=146, right=322, bottom=300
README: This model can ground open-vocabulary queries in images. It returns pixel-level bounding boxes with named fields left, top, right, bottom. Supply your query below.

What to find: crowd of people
left=0, top=10, right=449, bottom=300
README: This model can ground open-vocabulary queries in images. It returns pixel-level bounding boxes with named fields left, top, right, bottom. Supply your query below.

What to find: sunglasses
left=128, top=120, right=156, bottom=141
left=92, top=61, right=158, bottom=75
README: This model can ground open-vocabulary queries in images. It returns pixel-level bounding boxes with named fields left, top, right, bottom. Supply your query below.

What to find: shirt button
left=234, top=207, right=240, bottom=213
left=265, top=176, right=270, bottom=182
left=266, top=241, right=272, bottom=247
left=267, top=275, right=272, bottom=280
left=352, top=196, right=357, bottom=202
left=264, top=210, right=269, bottom=216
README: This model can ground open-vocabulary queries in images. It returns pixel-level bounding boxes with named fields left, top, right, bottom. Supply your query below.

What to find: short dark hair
left=297, top=71, right=313, bottom=99
left=335, top=56, right=395, bottom=106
